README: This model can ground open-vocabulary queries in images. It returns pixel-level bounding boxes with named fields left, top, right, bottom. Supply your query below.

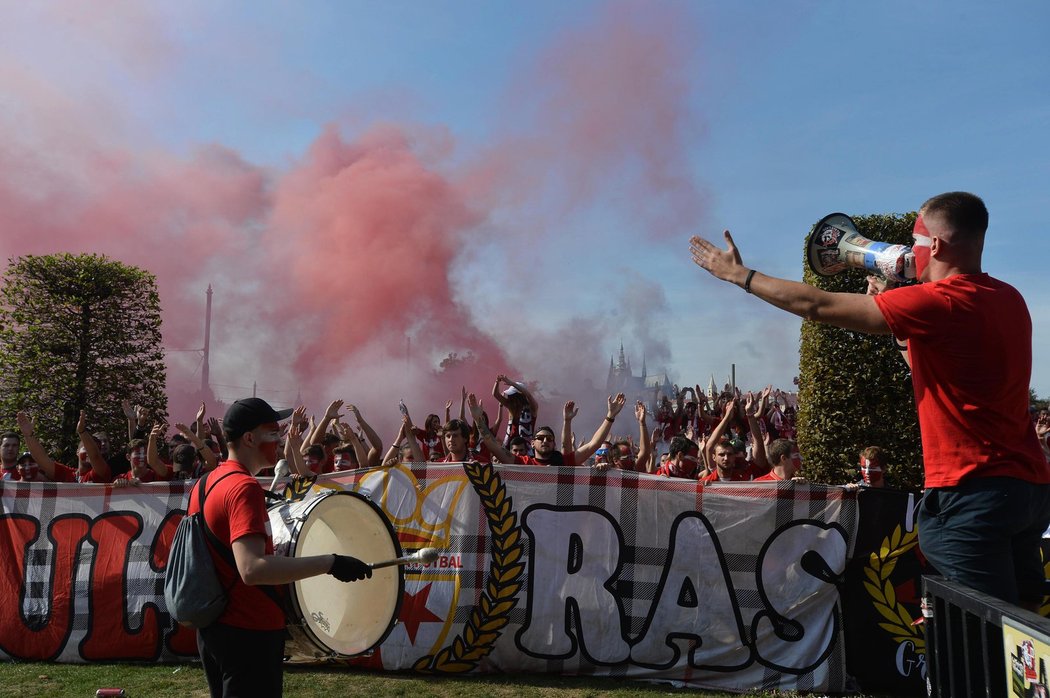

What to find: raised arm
left=468, top=393, right=514, bottom=464
left=491, top=401, right=505, bottom=436
left=16, top=412, right=57, bottom=479
left=444, top=399, right=453, bottom=425
left=400, top=409, right=426, bottom=464
left=335, top=421, right=370, bottom=470
left=348, top=404, right=382, bottom=468
left=744, top=392, right=769, bottom=471
left=459, top=386, right=467, bottom=422
left=206, top=417, right=228, bottom=461
left=309, top=400, right=343, bottom=447
left=572, top=393, right=627, bottom=464
left=634, top=401, right=653, bottom=473
left=492, top=375, right=511, bottom=408
left=146, top=423, right=166, bottom=476
left=284, top=405, right=310, bottom=476
left=561, top=401, right=577, bottom=457
left=194, top=402, right=206, bottom=442
left=703, top=399, right=737, bottom=469
left=382, top=419, right=408, bottom=466
left=121, top=399, right=136, bottom=443
left=690, top=232, right=891, bottom=334
left=77, top=411, right=111, bottom=481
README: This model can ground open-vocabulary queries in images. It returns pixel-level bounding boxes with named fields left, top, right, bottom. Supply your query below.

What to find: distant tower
left=201, top=284, right=213, bottom=394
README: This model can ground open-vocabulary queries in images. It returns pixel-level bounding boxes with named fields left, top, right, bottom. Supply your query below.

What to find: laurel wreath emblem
left=413, top=461, right=524, bottom=673
left=863, top=524, right=923, bottom=651
left=271, top=474, right=319, bottom=502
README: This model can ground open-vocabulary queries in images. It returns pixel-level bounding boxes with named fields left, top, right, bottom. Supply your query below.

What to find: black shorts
left=917, top=477, right=1050, bottom=605
left=197, top=623, right=286, bottom=698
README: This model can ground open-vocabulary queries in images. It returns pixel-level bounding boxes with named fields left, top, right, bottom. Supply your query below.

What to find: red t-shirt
left=512, top=452, right=577, bottom=467
left=699, top=462, right=766, bottom=483
left=186, top=461, right=285, bottom=631
left=51, top=462, right=102, bottom=483
left=117, top=468, right=164, bottom=483
left=875, top=274, right=1050, bottom=488
left=753, top=470, right=784, bottom=482
left=413, top=428, right=444, bottom=461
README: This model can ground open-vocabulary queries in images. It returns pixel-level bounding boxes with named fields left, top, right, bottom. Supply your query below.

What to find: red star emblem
left=399, top=583, right=444, bottom=644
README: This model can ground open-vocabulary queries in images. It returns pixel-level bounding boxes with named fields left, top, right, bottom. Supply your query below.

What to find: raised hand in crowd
left=399, top=404, right=426, bottom=464
left=307, top=400, right=343, bottom=449
left=562, top=400, right=578, bottom=456
left=567, top=393, right=627, bottom=466
left=77, top=411, right=112, bottom=481
left=146, top=423, right=167, bottom=477
left=121, top=399, right=137, bottom=441
left=284, top=405, right=309, bottom=476
left=703, top=398, right=737, bottom=474
left=16, top=411, right=59, bottom=481
left=334, top=418, right=368, bottom=470
left=195, top=401, right=207, bottom=437
left=347, top=404, right=382, bottom=468
left=635, top=401, right=654, bottom=473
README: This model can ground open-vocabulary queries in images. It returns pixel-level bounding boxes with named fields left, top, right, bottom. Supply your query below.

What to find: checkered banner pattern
left=0, top=464, right=857, bottom=693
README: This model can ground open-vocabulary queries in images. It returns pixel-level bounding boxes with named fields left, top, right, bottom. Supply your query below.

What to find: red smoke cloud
left=0, top=2, right=704, bottom=437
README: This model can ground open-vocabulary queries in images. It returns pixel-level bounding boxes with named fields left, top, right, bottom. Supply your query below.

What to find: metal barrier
left=924, top=576, right=1050, bottom=698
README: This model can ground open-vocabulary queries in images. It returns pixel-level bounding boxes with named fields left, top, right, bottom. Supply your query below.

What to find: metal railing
left=924, top=576, right=1050, bottom=698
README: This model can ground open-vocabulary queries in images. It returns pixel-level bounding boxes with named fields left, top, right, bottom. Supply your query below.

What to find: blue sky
left=1, top=1, right=1047, bottom=417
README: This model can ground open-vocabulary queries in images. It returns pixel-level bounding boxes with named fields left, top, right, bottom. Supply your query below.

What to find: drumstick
left=369, top=547, right=439, bottom=570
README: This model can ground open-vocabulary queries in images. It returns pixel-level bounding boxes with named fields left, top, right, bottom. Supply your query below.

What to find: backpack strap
left=195, top=469, right=287, bottom=612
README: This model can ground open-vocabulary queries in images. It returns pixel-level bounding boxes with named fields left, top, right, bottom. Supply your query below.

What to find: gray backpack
left=164, top=471, right=238, bottom=628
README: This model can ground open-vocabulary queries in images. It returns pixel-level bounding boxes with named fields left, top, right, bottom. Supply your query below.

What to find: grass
left=0, top=661, right=895, bottom=697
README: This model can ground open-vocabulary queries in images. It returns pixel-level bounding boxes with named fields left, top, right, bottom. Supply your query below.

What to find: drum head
left=288, top=491, right=403, bottom=657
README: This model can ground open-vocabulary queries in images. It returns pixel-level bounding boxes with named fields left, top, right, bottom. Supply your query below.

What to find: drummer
left=189, top=397, right=373, bottom=698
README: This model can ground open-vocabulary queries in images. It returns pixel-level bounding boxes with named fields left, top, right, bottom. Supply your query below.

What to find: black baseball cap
left=223, top=398, right=293, bottom=441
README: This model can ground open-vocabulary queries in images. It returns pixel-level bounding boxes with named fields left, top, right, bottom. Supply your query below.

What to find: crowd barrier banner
left=842, top=488, right=929, bottom=696
left=0, top=463, right=859, bottom=693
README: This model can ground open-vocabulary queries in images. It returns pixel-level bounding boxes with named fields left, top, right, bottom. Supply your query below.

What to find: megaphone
left=806, top=213, right=915, bottom=283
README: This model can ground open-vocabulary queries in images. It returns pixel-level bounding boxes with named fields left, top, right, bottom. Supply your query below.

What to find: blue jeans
left=917, top=477, right=1050, bottom=605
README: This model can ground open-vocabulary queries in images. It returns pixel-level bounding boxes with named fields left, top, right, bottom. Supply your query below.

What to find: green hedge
left=796, top=212, right=923, bottom=490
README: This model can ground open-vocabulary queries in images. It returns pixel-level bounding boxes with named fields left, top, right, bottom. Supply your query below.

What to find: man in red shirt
left=658, top=435, right=701, bottom=479
left=690, top=191, right=1050, bottom=607
left=190, top=397, right=372, bottom=697
left=753, top=439, right=803, bottom=482
left=0, top=431, right=21, bottom=480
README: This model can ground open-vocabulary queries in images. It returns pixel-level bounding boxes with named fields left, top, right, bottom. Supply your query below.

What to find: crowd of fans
left=3, top=374, right=1048, bottom=489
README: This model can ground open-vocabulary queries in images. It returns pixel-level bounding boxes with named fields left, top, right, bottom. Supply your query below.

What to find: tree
left=796, top=213, right=923, bottom=490
left=0, top=253, right=167, bottom=463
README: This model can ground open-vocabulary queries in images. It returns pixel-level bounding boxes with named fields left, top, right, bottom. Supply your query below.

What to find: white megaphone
left=806, top=213, right=915, bottom=283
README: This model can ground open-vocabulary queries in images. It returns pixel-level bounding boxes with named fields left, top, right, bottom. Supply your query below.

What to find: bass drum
left=268, top=489, right=403, bottom=659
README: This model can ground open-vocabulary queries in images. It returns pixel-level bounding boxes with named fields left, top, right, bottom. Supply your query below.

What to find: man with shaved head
left=690, top=192, right=1050, bottom=608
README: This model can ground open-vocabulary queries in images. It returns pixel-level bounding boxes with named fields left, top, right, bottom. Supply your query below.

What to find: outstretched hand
left=689, top=231, right=747, bottom=286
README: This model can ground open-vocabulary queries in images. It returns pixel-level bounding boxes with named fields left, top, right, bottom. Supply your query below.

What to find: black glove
left=329, top=554, right=372, bottom=582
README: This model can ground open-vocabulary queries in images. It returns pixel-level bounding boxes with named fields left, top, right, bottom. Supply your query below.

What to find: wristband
left=744, top=269, right=757, bottom=294
left=604, top=417, right=614, bottom=423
